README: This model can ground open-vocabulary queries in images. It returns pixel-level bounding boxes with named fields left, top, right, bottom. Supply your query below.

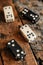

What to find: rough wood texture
left=0, top=0, right=43, bottom=65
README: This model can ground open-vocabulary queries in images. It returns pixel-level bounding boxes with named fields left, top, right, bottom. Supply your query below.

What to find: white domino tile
left=20, top=24, right=36, bottom=42
left=3, top=6, right=15, bottom=22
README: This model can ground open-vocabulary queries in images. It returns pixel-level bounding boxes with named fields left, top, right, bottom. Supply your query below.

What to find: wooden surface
left=0, top=0, right=43, bottom=65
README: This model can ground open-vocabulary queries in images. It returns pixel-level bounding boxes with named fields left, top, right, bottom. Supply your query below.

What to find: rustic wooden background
left=0, top=0, right=43, bottom=65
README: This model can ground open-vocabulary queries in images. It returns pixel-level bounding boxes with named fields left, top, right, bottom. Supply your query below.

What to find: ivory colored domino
left=3, top=6, right=15, bottom=22
left=20, top=24, right=36, bottom=42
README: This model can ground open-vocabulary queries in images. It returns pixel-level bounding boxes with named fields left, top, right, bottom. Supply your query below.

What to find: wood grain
left=0, top=0, right=43, bottom=65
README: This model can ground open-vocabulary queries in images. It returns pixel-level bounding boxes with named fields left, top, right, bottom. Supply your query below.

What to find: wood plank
left=17, top=0, right=43, bottom=61
left=0, top=58, right=2, bottom=65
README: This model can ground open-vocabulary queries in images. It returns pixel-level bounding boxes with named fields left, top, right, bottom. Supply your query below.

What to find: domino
left=20, top=8, right=39, bottom=24
left=20, top=24, right=36, bottom=42
left=3, top=6, right=15, bottom=22
left=7, top=39, right=26, bottom=60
